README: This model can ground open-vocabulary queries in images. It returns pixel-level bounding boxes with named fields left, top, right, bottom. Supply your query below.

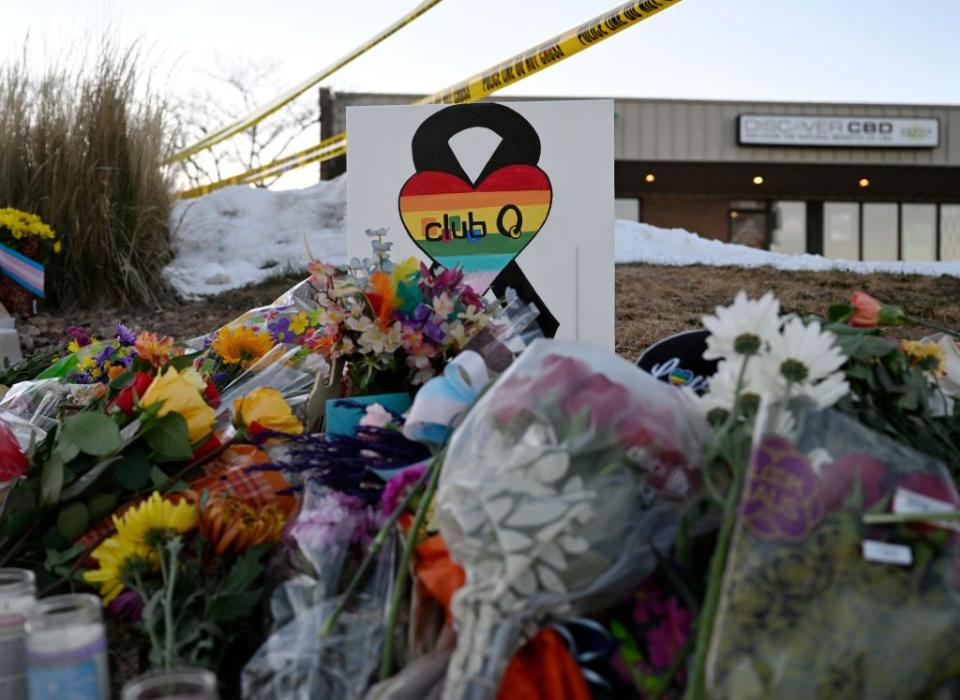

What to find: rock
left=20, top=334, right=34, bottom=352
left=20, top=324, right=42, bottom=337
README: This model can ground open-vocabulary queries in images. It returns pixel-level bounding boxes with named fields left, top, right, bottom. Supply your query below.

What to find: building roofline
left=325, top=89, right=960, bottom=111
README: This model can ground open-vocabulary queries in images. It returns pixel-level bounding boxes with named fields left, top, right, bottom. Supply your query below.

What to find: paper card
left=862, top=540, right=913, bottom=567
left=347, top=100, right=614, bottom=347
left=892, top=487, right=960, bottom=533
left=325, top=392, right=412, bottom=438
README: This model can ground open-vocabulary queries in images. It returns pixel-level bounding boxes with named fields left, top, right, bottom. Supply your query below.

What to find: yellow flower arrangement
left=0, top=208, right=57, bottom=240
left=234, top=387, right=303, bottom=436
left=140, top=367, right=217, bottom=442
left=902, top=340, right=946, bottom=376
left=211, top=326, right=274, bottom=368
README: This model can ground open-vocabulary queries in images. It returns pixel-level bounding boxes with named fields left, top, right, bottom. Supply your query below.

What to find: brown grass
left=615, top=264, right=960, bottom=359
left=0, top=41, right=173, bottom=307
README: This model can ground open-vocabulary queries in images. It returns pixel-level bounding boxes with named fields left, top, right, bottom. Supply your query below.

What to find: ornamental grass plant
left=0, top=40, right=173, bottom=307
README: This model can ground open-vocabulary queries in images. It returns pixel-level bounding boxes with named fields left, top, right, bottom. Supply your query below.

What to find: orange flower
left=850, top=291, right=906, bottom=328
left=106, top=365, right=126, bottom=382
left=135, top=331, right=175, bottom=367
left=210, top=326, right=274, bottom=368
left=196, top=492, right=287, bottom=555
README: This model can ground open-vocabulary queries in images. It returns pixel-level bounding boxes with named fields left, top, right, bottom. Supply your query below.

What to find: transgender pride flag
left=0, top=242, right=44, bottom=297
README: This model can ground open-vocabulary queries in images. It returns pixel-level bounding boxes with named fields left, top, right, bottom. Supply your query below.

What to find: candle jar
left=121, top=667, right=218, bottom=700
left=26, top=593, right=110, bottom=700
left=0, top=568, right=36, bottom=697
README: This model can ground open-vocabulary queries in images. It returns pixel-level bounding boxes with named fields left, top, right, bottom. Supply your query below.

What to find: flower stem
left=379, top=457, right=442, bottom=680
left=157, top=537, right=181, bottom=670
left=864, top=510, right=960, bottom=525
left=685, top=355, right=751, bottom=700
left=684, top=463, right=744, bottom=700
left=908, top=316, right=960, bottom=340
left=319, top=462, right=434, bottom=639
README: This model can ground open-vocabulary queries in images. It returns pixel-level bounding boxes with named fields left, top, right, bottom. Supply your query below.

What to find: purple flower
left=381, top=464, right=427, bottom=516
left=268, top=317, right=297, bottom=344
left=94, top=345, right=116, bottom=367
left=412, top=304, right=445, bottom=343
left=291, top=490, right=383, bottom=552
left=115, top=323, right=136, bottom=347
left=66, top=326, right=92, bottom=347
left=107, top=589, right=143, bottom=623
left=117, top=354, right=133, bottom=368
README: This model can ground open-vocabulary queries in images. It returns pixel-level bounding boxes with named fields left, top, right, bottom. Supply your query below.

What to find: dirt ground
left=17, top=264, right=960, bottom=361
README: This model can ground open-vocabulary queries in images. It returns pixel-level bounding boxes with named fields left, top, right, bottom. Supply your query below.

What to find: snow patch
left=615, top=220, right=960, bottom=277
left=164, top=180, right=960, bottom=299
left=164, top=178, right=347, bottom=298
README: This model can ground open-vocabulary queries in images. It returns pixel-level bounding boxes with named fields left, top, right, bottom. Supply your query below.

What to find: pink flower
left=849, top=291, right=906, bottom=328
left=821, top=453, right=888, bottom=511
left=646, top=598, right=693, bottom=670
left=382, top=465, right=427, bottom=516
left=561, top=371, right=630, bottom=429
left=360, top=403, right=393, bottom=429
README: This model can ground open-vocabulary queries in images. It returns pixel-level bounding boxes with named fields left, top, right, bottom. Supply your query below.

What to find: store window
left=862, top=203, right=898, bottom=261
left=902, top=204, right=936, bottom=261
left=941, top=205, right=960, bottom=261
left=769, top=202, right=805, bottom=255
left=615, top=197, right=641, bottom=222
left=824, top=203, right=859, bottom=260
left=729, top=200, right=769, bottom=249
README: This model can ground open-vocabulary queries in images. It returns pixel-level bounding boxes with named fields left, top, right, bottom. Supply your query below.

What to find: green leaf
left=40, top=451, right=65, bottom=504
left=170, top=351, right=203, bottom=371
left=108, top=371, right=135, bottom=391
left=55, top=439, right=80, bottom=464
left=88, top=493, right=118, bottom=521
left=114, top=444, right=153, bottom=491
left=144, top=413, right=192, bottom=461
left=150, top=465, right=169, bottom=488
left=56, top=502, right=89, bottom=541
left=221, top=543, right=269, bottom=595
left=827, top=303, right=853, bottom=323
left=60, top=456, right=121, bottom=500
left=61, top=412, right=121, bottom=457
left=43, top=543, right=86, bottom=571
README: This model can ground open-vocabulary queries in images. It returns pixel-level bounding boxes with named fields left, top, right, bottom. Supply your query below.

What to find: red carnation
left=110, top=372, right=154, bottom=417
left=821, top=453, right=887, bottom=511
left=204, top=380, right=221, bottom=409
left=0, top=418, right=28, bottom=482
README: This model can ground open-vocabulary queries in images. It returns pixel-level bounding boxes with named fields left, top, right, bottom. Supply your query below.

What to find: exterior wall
left=641, top=195, right=729, bottom=241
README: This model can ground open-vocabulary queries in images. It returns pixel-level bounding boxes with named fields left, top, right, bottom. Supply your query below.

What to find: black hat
left=636, top=329, right=717, bottom=394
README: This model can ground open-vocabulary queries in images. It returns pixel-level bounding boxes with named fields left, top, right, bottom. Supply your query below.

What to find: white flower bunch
left=699, top=291, right=849, bottom=418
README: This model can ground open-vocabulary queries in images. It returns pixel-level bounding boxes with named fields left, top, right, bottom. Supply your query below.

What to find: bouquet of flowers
left=0, top=208, right=61, bottom=316
left=200, top=230, right=492, bottom=398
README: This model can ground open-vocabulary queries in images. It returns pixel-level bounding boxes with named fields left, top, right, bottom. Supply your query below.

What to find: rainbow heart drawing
left=397, top=103, right=552, bottom=293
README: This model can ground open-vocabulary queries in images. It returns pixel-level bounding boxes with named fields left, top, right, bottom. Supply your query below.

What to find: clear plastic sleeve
left=435, top=339, right=709, bottom=700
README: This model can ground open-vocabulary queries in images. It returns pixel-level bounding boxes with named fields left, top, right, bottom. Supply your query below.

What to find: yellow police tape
left=176, top=0, right=683, bottom=198
left=164, top=0, right=443, bottom=165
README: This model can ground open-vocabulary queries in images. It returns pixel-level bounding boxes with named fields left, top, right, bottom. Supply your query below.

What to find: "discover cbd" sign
left=738, top=114, right=939, bottom=148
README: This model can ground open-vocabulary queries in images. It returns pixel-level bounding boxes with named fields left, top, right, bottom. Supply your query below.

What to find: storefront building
left=319, top=91, right=960, bottom=261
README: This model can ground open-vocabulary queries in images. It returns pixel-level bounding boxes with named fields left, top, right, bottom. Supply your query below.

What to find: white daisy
left=702, top=291, right=782, bottom=361
left=761, top=317, right=849, bottom=409
left=697, top=357, right=773, bottom=416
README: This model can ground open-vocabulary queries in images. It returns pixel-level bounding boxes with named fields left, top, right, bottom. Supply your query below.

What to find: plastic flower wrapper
left=241, top=530, right=397, bottom=700
left=704, top=401, right=960, bottom=699
left=269, top=480, right=384, bottom=630
left=435, top=339, right=708, bottom=699
left=0, top=377, right=82, bottom=447
left=218, top=344, right=316, bottom=417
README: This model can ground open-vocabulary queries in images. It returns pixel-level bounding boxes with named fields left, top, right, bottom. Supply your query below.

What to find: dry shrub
left=0, top=41, right=173, bottom=308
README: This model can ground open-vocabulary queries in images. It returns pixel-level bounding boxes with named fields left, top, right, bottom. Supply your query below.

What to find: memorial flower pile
left=5, top=269, right=960, bottom=698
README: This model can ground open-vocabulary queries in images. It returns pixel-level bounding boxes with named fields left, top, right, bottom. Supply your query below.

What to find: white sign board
left=347, top=100, right=614, bottom=347
left=738, top=114, right=939, bottom=148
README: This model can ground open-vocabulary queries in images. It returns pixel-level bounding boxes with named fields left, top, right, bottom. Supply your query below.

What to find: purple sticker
left=741, top=435, right=824, bottom=542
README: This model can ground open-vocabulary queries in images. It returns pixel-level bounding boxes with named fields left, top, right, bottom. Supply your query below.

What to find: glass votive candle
left=0, top=568, right=36, bottom=697
left=121, top=667, right=219, bottom=700
left=26, top=593, right=110, bottom=699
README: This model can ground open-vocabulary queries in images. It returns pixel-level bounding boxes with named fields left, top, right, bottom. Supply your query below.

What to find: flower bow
left=402, top=350, right=489, bottom=446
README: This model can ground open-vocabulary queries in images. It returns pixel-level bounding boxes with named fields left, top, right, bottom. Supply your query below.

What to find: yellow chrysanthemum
left=902, top=340, right=946, bottom=376
left=84, top=534, right=153, bottom=605
left=113, top=491, right=198, bottom=548
left=67, top=339, right=81, bottom=353
left=0, top=208, right=57, bottom=240
left=211, top=326, right=274, bottom=368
